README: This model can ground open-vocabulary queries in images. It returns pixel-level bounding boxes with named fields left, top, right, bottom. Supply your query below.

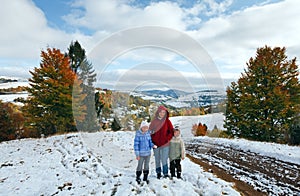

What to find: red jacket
left=150, top=106, right=174, bottom=147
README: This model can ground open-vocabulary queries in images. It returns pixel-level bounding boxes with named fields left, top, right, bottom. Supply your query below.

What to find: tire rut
left=185, top=139, right=300, bottom=196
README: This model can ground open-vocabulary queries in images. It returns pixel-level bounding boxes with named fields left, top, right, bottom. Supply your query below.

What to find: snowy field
left=0, top=114, right=299, bottom=195
left=0, top=132, right=239, bottom=195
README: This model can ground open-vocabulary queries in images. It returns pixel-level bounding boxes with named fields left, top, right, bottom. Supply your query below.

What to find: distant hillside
left=131, top=88, right=226, bottom=108
left=0, top=77, right=29, bottom=103
left=0, top=77, right=29, bottom=89
left=0, top=78, right=18, bottom=83
left=139, top=89, right=188, bottom=99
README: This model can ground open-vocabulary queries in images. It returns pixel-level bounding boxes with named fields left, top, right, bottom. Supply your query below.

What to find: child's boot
left=143, top=170, right=149, bottom=184
left=170, top=168, right=176, bottom=179
left=177, top=171, right=182, bottom=179
left=136, top=171, right=142, bottom=184
left=177, top=164, right=182, bottom=179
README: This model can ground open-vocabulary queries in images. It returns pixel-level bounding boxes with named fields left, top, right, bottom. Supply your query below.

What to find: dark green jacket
left=169, top=135, right=185, bottom=161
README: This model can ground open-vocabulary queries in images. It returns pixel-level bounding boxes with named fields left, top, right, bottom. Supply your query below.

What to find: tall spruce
left=77, top=59, right=98, bottom=131
left=224, top=46, right=300, bottom=143
left=72, top=77, right=88, bottom=130
left=23, top=48, right=79, bottom=136
left=68, top=40, right=86, bottom=74
left=67, top=41, right=98, bottom=131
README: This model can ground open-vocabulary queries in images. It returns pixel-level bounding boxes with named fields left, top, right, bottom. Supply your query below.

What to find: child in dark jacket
left=134, top=121, right=157, bottom=184
left=169, top=127, right=185, bottom=179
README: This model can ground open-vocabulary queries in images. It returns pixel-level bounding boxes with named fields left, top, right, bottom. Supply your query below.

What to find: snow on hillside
left=0, top=93, right=28, bottom=103
left=0, top=79, right=29, bottom=104
left=130, top=89, right=226, bottom=108
left=170, top=113, right=300, bottom=165
left=0, top=114, right=299, bottom=195
left=0, top=82, right=29, bottom=89
left=0, top=76, right=29, bottom=89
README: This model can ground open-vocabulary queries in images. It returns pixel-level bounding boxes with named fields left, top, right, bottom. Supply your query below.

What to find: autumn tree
left=224, top=46, right=300, bottom=143
left=96, top=89, right=113, bottom=119
left=95, top=91, right=105, bottom=118
left=0, top=101, right=24, bottom=141
left=23, top=48, right=83, bottom=136
left=192, top=123, right=207, bottom=136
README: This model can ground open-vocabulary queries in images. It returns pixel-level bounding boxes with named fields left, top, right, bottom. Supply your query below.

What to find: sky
left=0, top=0, right=299, bottom=92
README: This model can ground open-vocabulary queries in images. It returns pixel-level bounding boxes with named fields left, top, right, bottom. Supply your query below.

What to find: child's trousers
left=136, top=156, right=150, bottom=171
left=170, top=159, right=182, bottom=178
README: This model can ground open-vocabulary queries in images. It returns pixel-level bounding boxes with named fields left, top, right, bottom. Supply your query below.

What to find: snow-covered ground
left=1, top=113, right=299, bottom=195
left=0, top=131, right=239, bottom=195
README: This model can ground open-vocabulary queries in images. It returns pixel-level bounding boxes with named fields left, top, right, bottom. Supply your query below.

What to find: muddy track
left=185, top=139, right=300, bottom=196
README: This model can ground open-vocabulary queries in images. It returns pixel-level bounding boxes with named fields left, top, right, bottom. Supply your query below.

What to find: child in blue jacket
left=134, top=121, right=157, bottom=184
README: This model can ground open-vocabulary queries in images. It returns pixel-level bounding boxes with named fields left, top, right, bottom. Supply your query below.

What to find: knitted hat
left=140, top=121, right=149, bottom=129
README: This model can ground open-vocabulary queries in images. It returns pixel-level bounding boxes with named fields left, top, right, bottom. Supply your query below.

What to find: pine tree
left=224, top=82, right=243, bottom=137
left=67, top=41, right=98, bottom=131
left=225, top=46, right=300, bottom=143
left=67, top=40, right=86, bottom=74
left=111, top=117, right=121, bottom=131
left=289, top=121, right=300, bottom=145
left=77, top=59, right=98, bottom=131
left=23, top=48, right=78, bottom=136
left=72, top=77, right=87, bottom=130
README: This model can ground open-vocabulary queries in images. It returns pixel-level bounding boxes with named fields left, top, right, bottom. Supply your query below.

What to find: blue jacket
left=134, top=130, right=154, bottom=157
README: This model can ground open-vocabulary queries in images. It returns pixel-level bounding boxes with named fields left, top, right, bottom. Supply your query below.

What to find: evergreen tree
left=72, top=77, right=87, bottom=130
left=23, top=48, right=78, bottom=136
left=77, top=59, right=99, bottom=131
left=225, top=46, right=300, bottom=143
left=67, top=40, right=86, bottom=74
left=67, top=41, right=99, bottom=131
left=111, top=117, right=121, bottom=131
left=225, top=82, right=243, bottom=137
left=289, top=120, right=300, bottom=145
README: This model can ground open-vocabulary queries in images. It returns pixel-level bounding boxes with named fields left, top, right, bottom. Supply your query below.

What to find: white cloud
left=191, top=0, right=300, bottom=78
left=0, top=0, right=72, bottom=59
left=64, top=0, right=187, bottom=31
left=0, top=0, right=299, bottom=90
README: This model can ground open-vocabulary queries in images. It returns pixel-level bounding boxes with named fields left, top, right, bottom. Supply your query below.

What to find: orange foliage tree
left=192, top=123, right=208, bottom=136
left=22, top=48, right=85, bottom=136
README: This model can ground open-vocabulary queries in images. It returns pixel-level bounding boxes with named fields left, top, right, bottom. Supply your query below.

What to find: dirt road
left=185, top=139, right=300, bottom=196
